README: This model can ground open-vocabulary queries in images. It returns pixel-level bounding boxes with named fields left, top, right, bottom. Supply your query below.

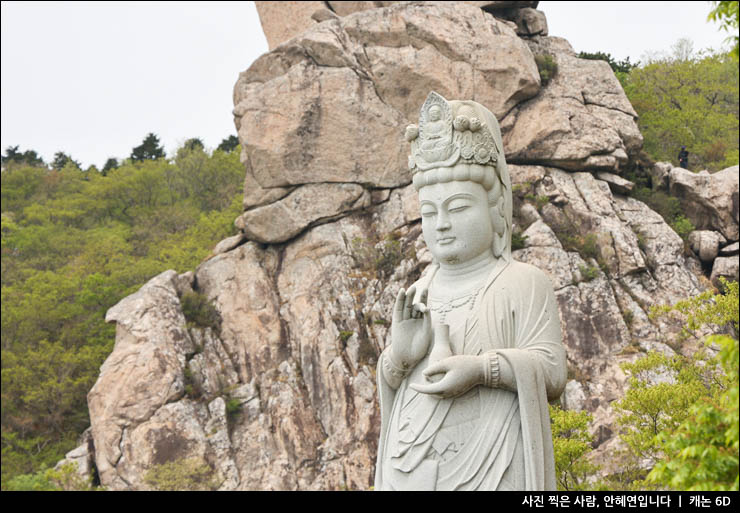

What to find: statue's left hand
left=409, top=355, right=485, bottom=399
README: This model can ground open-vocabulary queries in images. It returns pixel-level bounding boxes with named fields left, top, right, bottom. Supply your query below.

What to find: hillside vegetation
left=1, top=143, right=244, bottom=486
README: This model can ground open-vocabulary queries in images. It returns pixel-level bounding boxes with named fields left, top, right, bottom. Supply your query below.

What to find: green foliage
left=351, top=232, right=406, bottom=280
left=578, top=51, right=638, bottom=74
left=217, top=135, right=239, bottom=153
left=553, top=226, right=600, bottom=262
left=648, top=333, right=739, bottom=491
left=630, top=186, right=695, bottom=241
left=535, top=54, right=558, bottom=86
left=1, top=142, right=244, bottom=487
left=180, top=291, right=221, bottom=331
left=511, top=231, right=528, bottom=251
left=550, top=405, right=600, bottom=491
left=183, top=138, right=204, bottom=151
left=616, top=352, right=709, bottom=462
left=615, top=280, right=739, bottom=490
left=51, top=152, right=81, bottom=171
left=101, top=158, right=119, bottom=175
left=524, top=193, right=549, bottom=210
left=621, top=41, right=738, bottom=171
left=670, top=215, right=696, bottom=241
left=578, top=264, right=599, bottom=282
left=3, top=462, right=96, bottom=491
left=225, top=397, right=242, bottom=425
left=708, top=1, right=740, bottom=60
left=2, top=145, right=45, bottom=169
left=130, top=132, right=166, bottom=162
left=143, top=457, right=220, bottom=491
left=339, top=330, right=354, bottom=343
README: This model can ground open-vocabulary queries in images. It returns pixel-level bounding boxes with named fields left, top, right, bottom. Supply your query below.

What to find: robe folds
left=375, top=258, right=567, bottom=491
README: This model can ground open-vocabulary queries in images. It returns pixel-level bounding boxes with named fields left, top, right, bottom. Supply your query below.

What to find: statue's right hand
left=389, top=286, right=432, bottom=371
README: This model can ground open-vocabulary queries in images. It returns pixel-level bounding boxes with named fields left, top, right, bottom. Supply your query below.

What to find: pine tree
left=130, top=133, right=166, bottom=162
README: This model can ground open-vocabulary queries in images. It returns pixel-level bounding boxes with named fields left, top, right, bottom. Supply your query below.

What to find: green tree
left=578, top=51, right=638, bottom=77
left=216, top=135, right=239, bottom=153
left=621, top=40, right=739, bottom=171
left=183, top=137, right=205, bottom=151
left=101, top=157, right=119, bottom=175
left=130, top=133, right=165, bottom=162
left=2, top=146, right=45, bottom=169
left=1, top=145, right=244, bottom=487
left=550, top=405, right=600, bottom=491
left=612, top=280, right=739, bottom=490
left=646, top=279, right=738, bottom=491
left=51, top=152, right=81, bottom=171
left=708, top=0, right=740, bottom=60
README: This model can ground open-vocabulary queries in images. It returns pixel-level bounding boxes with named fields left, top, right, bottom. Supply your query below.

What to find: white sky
left=1, top=1, right=730, bottom=169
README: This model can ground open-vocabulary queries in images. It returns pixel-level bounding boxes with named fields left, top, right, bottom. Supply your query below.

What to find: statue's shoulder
left=499, top=260, right=556, bottom=292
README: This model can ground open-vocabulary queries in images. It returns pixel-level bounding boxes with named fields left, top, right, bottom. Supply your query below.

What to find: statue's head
left=405, top=92, right=512, bottom=265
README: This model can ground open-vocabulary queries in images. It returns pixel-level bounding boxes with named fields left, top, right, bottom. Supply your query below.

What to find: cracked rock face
left=235, top=2, right=640, bottom=243
left=81, top=2, right=721, bottom=490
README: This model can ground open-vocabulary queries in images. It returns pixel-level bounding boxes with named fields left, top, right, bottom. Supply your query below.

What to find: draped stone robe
left=375, top=258, right=567, bottom=490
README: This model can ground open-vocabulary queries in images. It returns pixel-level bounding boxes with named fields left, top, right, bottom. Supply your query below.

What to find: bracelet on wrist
left=384, top=350, right=410, bottom=380
left=483, top=351, right=500, bottom=388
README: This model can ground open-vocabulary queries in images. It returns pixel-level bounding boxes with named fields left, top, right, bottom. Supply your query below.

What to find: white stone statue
left=375, top=92, right=567, bottom=491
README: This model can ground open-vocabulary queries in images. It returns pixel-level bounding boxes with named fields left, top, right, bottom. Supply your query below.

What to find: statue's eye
left=421, top=207, right=437, bottom=218
left=448, top=199, right=471, bottom=213
left=449, top=205, right=469, bottom=213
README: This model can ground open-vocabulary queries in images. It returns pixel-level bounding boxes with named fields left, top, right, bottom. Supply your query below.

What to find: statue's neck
left=434, top=250, right=496, bottom=295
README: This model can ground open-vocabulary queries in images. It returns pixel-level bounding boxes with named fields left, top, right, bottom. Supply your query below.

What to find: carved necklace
left=428, top=285, right=483, bottom=325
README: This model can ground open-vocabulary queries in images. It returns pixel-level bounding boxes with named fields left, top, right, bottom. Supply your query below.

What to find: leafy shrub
left=4, top=462, right=95, bottom=491
left=614, top=279, right=739, bottom=490
left=351, top=232, right=405, bottom=280
left=225, top=397, right=242, bottom=425
left=511, top=231, right=528, bottom=251
left=143, top=457, right=220, bottom=491
left=180, top=290, right=221, bottom=332
left=670, top=215, right=695, bottom=241
left=578, top=264, right=599, bottom=282
left=550, top=405, right=600, bottom=491
left=630, top=187, right=695, bottom=241
left=535, top=54, right=558, bottom=86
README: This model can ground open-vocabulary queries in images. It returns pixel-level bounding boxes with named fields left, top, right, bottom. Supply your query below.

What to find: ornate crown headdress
left=405, top=91, right=500, bottom=173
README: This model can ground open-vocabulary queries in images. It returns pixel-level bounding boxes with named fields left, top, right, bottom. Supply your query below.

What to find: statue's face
left=418, top=177, right=493, bottom=265
left=428, top=105, right=442, bottom=121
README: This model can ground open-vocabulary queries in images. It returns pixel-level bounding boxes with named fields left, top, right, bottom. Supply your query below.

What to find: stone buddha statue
left=375, top=92, right=567, bottom=491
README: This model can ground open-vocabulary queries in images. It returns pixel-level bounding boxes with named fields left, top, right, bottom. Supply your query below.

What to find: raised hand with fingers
left=388, top=285, right=432, bottom=373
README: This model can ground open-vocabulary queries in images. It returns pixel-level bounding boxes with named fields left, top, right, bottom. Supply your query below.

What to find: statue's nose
left=436, top=215, right=451, bottom=231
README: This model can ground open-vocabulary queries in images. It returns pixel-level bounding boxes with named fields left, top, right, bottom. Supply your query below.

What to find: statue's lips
left=437, top=236, right=456, bottom=245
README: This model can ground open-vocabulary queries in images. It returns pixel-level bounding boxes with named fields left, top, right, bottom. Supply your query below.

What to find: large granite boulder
left=668, top=164, right=740, bottom=242
left=256, top=1, right=541, bottom=50
left=234, top=2, right=640, bottom=243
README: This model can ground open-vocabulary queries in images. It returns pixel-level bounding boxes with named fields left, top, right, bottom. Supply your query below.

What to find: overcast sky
left=1, top=1, right=730, bottom=169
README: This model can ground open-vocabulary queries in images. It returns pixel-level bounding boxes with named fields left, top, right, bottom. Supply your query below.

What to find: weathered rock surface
left=255, top=1, right=541, bottom=50
left=668, top=165, right=740, bottom=242
left=502, top=43, right=641, bottom=171
left=498, top=7, right=548, bottom=37
left=235, top=183, right=371, bottom=243
left=81, top=2, right=726, bottom=491
left=596, top=171, right=634, bottom=195
left=720, top=241, right=739, bottom=256
left=688, top=230, right=727, bottom=263
left=235, top=2, right=640, bottom=243
left=711, top=255, right=740, bottom=288
left=255, top=1, right=327, bottom=50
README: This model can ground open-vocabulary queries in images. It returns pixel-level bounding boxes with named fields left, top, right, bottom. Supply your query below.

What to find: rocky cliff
left=61, top=2, right=739, bottom=490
